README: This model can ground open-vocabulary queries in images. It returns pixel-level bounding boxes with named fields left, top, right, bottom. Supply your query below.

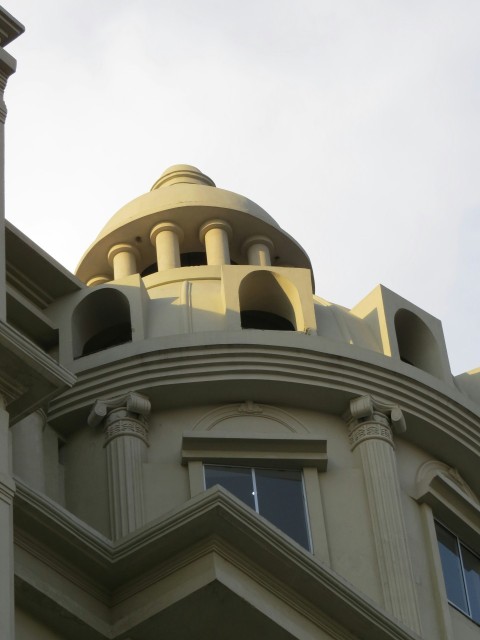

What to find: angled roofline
left=0, top=7, right=24, bottom=47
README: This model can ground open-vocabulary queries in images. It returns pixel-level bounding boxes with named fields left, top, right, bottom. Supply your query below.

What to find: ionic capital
left=343, top=395, right=406, bottom=450
left=88, top=391, right=151, bottom=446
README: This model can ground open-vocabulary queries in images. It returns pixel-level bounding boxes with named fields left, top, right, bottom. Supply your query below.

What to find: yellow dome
left=75, top=165, right=311, bottom=284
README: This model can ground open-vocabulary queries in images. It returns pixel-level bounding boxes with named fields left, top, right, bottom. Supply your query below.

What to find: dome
left=76, top=165, right=312, bottom=284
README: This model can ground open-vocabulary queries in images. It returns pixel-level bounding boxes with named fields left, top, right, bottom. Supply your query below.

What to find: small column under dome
left=199, top=219, right=233, bottom=266
left=75, top=163, right=313, bottom=286
left=86, top=275, right=110, bottom=287
left=108, top=243, right=140, bottom=280
left=150, top=222, right=183, bottom=271
left=243, top=235, right=274, bottom=266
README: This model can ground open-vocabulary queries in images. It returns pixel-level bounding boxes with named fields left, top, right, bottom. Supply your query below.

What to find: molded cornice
left=49, top=337, right=480, bottom=494
left=0, top=7, right=24, bottom=47
left=0, top=320, right=76, bottom=423
left=14, top=480, right=422, bottom=640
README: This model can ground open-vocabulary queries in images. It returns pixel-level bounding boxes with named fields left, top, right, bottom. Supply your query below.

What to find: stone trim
left=0, top=319, right=76, bottom=425
left=88, top=391, right=151, bottom=428
left=414, top=460, right=480, bottom=553
left=13, top=480, right=423, bottom=640
left=348, top=418, right=393, bottom=449
left=104, top=416, right=149, bottom=447
left=344, top=394, right=406, bottom=450
left=48, top=341, right=480, bottom=496
left=182, top=432, right=327, bottom=469
left=192, top=401, right=308, bottom=433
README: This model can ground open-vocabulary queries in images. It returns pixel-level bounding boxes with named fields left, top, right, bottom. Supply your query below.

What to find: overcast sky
left=2, top=0, right=480, bottom=374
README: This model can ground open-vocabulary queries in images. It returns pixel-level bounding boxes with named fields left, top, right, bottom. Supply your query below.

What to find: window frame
left=415, top=460, right=480, bottom=635
left=203, top=463, right=313, bottom=551
left=182, top=431, right=330, bottom=563
left=435, top=519, right=480, bottom=624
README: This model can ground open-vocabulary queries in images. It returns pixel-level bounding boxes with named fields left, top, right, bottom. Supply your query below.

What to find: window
left=204, top=464, right=311, bottom=550
left=435, top=521, right=480, bottom=623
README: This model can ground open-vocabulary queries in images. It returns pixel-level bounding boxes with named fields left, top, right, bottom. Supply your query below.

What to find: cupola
left=75, top=165, right=312, bottom=286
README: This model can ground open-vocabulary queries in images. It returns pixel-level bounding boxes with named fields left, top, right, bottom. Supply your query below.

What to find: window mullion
left=251, top=468, right=259, bottom=513
left=458, top=539, right=473, bottom=618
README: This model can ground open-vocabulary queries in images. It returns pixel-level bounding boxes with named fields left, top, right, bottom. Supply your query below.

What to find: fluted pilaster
left=89, top=392, right=150, bottom=540
left=344, top=395, right=421, bottom=634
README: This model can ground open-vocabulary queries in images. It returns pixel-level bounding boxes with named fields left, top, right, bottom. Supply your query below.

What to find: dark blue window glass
left=461, top=544, right=480, bottom=624
left=204, top=465, right=255, bottom=510
left=435, top=522, right=468, bottom=613
left=255, top=468, right=310, bottom=549
left=435, top=521, right=480, bottom=623
left=204, top=465, right=311, bottom=550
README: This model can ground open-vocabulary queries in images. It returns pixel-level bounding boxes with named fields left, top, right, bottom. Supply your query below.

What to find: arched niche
left=72, top=288, right=132, bottom=359
left=394, top=309, right=442, bottom=377
left=238, top=270, right=301, bottom=331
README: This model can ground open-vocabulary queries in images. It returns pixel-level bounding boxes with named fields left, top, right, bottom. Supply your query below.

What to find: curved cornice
left=48, top=335, right=480, bottom=494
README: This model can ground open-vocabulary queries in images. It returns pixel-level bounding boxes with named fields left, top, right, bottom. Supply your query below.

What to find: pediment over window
left=414, top=459, right=480, bottom=550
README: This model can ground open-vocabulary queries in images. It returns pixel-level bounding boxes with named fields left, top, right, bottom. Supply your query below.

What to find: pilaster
left=88, top=392, right=151, bottom=540
left=344, top=395, right=422, bottom=634
left=0, top=393, right=15, bottom=640
left=0, top=13, right=23, bottom=321
left=11, top=409, right=46, bottom=491
left=0, top=15, right=24, bottom=638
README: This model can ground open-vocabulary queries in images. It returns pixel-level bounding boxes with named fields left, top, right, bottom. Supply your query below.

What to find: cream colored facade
left=2, top=9, right=480, bottom=640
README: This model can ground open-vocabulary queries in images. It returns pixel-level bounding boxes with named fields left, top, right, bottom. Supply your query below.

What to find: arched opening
left=72, top=288, right=132, bottom=358
left=238, top=271, right=299, bottom=331
left=394, top=309, right=442, bottom=376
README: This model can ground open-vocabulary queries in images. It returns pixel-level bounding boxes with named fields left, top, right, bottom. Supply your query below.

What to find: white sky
left=2, top=0, right=480, bottom=374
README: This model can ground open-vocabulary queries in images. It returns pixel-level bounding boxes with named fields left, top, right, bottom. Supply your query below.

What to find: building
left=1, top=8, right=480, bottom=640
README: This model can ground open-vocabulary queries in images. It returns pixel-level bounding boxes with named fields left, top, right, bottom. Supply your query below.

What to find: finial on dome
left=150, top=164, right=216, bottom=191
